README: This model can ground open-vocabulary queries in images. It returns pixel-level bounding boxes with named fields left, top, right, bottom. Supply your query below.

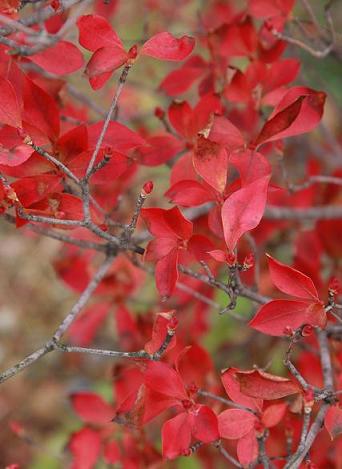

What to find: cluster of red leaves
left=1, top=0, right=342, bottom=468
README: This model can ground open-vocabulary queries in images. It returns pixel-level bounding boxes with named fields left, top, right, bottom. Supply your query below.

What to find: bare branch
left=24, top=139, right=80, bottom=184
left=215, top=441, right=243, bottom=468
left=265, top=205, right=342, bottom=220
left=0, top=342, right=54, bottom=384
left=85, top=64, right=132, bottom=180
left=284, top=403, right=329, bottom=469
left=198, top=389, right=258, bottom=415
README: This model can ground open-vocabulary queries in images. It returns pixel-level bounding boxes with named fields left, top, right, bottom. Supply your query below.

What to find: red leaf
left=187, top=234, right=215, bottom=263
left=144, top=311, right=176, bottom=354
left=68, top=149, right=129, bottom=183
left=162, top=412, right=192, bottom=459
left=145, top=238, right=178, bottom=261
left=85, top=46, right=128, bottom=81
left=261, top=402, right=287, bottom=428
left=145, top=361, right=187, bottom=400
left=23, top=78, right=60, bottom=143
left=160, top=56, right=206, bottom=96
left=142, top=206, right=193, bottom=240
left=237, top=429, right=258, bottom=466
left=235, top=369, right=301, bottom=400
left=230, top=150, right=271, bottom=186
left=168, top=100, right=193, bottom=139
left=70, top=392, right=114, bottom=424
left=88, top=121, right=145, bottom=152
left=193, top=136, right=229, bottom=193
left=104, top=440, right=120, bottom=464
left=218, top=409, right=257, bottom=439
left=89, top=71, right=114, bottom=90
left=208, top=115, right=245, bottom=152
left=267, top=254, right=319, bottom=300
left=221, top=368, right=262, bottom=411
left=0, top=144, right=33, bottom=167
left=325, top=406, right=342, bottom=440
left=29, top=41, right=84, bottom=75
left=77, top=14, right=123, bottom=51
left=57, top=125, right=88, bottom=163
left=221, top=175, right=270, bottom=252
left=263, top=58, right=300, bottom=95
left=255, top=88, right=325, bottom=146
left=191, top=405, right=219, bottom=443
left=249, top=299, right=326, bottom=336
left=11, top=174, right=63, bottom=207
left=155, top=247, right=179, bottom=297
left=176, top=345, right=214, bottom=388
left=133, top=133, right=183, bottom=166
left=69, top=428, right=101, bottom=469
left=0, top=77, right=21, bottom=128
left=248, top=0, right=295, bottom=18
left=141, top=32, right=195, bottom=61
left=165, top=180, right=214, bottom=206
left=255, top=96, right=304, bottom=146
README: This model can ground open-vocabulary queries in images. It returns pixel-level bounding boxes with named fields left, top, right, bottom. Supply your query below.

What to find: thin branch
left=215, top=442, right=243, bottom=468
left=287, top=175, right=342, bottom=192
left=0, top=342, right=54, bottom=384
left=317, top=329, right=334, bottom=392
left=265, top=205, right=342, bottom=220
left=198, top=389, right=258, bottom=415
left=122, top=189, right=149, bottom=241
left=25, top=139, right=80, bottom=184
left=0, top=293, right=176, bottom=385
left=257, top=431, right=270, bottom=469
left=55, top=343, right=151, bottom=359
left=285, top=359, right=310, bottom=390
left=85, top=64, right=132, bottom=180
left=17, top=208, right=84, bottom=226
left=284, top=403, right=329, bottom=469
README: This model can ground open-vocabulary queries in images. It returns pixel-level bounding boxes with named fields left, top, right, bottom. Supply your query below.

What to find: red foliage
left=0, top=0, right=341, bottom=467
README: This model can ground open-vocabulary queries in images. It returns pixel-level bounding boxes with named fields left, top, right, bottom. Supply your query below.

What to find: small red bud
left=168, top=316, right=178, bottom=330
left=328, top=277, right=340, bottom=297
left=128, top=45, right=138, bottom=60
left=99, top=223, right=108, bottom=232
left=304, top=388, right=315, bottom=405
left=0, top=206, right=5, bottom=214
left=50, top=0, right=60, bottom=10
left=187, top=383, right=198, bottom=395
left=9, top=420, right=24, bottom=436
left=283, top=326, right=294, bottom=337
left=243, top=253, right=254, bottom=270
left=154, top=107, right=165, bottom=119
left=182, top=399, right=192, bottom=410
left=23, top=135, right=33, bottom=146
left=4, top=187, right=18, bottom=202
left=254, top=420, right=264, bottom=435
left=104, top=146, right=113, bottom=157
left=16, top=128, right=26, bottom=139
left=142, top=181, right=154, bottom=196
left=226, top=252, right=236, bottom=267
left=301, top=324, right=313, bottom=337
